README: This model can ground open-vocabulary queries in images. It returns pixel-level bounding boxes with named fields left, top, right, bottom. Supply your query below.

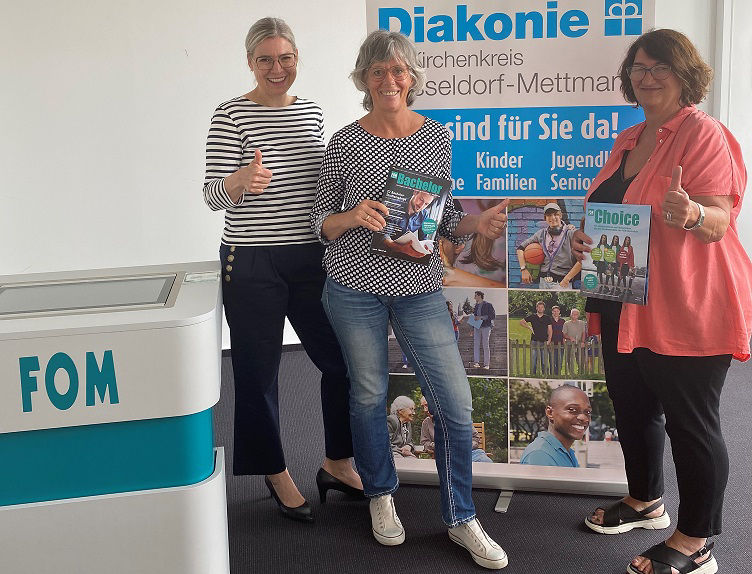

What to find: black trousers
left=600, top=311, right=731, bottom=537
left=220, top=242, right=353, bottom=476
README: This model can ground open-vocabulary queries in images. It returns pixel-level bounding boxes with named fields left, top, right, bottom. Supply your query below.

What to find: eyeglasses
left=254, top=53, right=297, bottom=70
left=369, top=65, right=409, bottom=81
left=627, top=63, right=672, bottom=81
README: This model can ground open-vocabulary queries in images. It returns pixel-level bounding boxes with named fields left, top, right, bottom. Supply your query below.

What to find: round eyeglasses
left=255, top=53, right=297, bottom=71
left=627, top=64, right=672, bottom=81
left=368, top=66, right=409, bottom=81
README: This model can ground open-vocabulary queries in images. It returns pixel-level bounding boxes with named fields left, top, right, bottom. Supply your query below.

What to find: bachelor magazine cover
left=580, top=202, right=651, bottom=305
left=370, top=166, right=452, bottom=265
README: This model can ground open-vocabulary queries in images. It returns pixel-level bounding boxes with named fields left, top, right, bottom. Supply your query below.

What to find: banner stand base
left=494, top=489, right=514, bottom=513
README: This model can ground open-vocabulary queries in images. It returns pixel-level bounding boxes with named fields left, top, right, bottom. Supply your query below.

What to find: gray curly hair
left=390, top=395, right=415, bottom=415
left=350, top=30, right=426, bottom=111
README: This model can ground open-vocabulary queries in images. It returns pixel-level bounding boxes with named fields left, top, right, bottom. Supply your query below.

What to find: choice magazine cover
left=580, top=202, right=651, bottom=305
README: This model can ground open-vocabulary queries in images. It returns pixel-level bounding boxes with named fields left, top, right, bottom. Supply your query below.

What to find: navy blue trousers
left=600, top=311, right=731, bottom=537
left=220, top=242, right=353, bottom=476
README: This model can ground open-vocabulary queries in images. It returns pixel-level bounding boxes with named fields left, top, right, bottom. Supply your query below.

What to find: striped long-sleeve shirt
left=203, top=96, right=325, bottom=246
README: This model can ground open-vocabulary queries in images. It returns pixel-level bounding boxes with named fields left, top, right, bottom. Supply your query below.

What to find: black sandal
left=626, top=541, right=717, bottom=574
left=585, top=499, right=670, bottom=534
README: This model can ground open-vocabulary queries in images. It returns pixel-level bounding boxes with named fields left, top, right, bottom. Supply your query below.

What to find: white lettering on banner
left=477, top=173, right=536, bottom=191
left=550, top=150, right=611, bottom=171
left=476, top=152, right=523, bottom=169
left=550, top=172, right=594, bottom=191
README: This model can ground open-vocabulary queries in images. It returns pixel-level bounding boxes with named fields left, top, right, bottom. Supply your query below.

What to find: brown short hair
left=619, top=29, right=713, bottom=107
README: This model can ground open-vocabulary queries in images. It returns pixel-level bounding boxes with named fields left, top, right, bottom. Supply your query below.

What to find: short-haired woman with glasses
left=572, top=29, right=752, bottom=574
left=311, top=30, right=508, bottom=569
left=203, top=17, right=364, bottom=524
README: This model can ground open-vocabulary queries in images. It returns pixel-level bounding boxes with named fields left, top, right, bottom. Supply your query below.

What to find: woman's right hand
left=571, top=217, right=592, bottom=262
left=348, top=199, right=389, bottom=231
left=321, top=199, right=389, bottom=241
left=520, top=268, right=533, bottom=284
left=224, top=149, right=273, bottom=202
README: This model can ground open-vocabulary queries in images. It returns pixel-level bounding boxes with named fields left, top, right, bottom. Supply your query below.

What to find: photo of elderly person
left=516, top=202, right=582, bottom=290
left=387, top=396, right=416, bottom=458
left=312, top=30, right=507, bottom=569
left=572, top=29, right=752, bottom=574
left=202, top=17, right=362, bottom=525
left=519, top=385, right=591, bottom=467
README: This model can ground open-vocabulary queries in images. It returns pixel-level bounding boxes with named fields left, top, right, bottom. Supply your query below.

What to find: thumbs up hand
left=477, top=198, right=510, bottom=240
left=241, top=149, right=273, bottom=195
left=661, top=165, right=698, bottom=229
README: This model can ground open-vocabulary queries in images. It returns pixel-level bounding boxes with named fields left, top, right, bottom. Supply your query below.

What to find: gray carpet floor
left=214, top=349, right=751, bottom=574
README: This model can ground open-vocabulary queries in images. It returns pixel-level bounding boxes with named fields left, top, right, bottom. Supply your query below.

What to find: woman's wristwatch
left=683, top=201, right=705, bottom=231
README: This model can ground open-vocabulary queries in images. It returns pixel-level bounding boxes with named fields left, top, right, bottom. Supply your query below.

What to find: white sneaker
left=448, top=518, right=508, bottom=569
left=369, top=494, right=405, bottom=546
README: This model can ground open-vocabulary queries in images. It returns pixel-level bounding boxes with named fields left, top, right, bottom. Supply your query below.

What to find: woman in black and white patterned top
left=203, top=17, right=363, bottom=524
left=312, top=30, right=509, bottom=569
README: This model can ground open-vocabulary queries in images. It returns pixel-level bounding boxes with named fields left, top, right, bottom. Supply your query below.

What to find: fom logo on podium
left=19, top=351, right=120, bottom=412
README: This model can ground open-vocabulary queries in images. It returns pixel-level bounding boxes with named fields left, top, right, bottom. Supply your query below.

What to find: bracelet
left=683, top=201, right=705, bottom=231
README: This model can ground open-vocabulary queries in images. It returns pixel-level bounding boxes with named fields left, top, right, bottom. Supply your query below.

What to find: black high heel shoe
left=264, top=476, right=313, bottom=523
left=316, top=468, right=367, bottom=503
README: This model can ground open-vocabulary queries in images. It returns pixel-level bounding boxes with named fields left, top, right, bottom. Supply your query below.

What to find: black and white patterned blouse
left=203, top=97, right=324, bottom=246
left=310, top=118, right=468, bottom=296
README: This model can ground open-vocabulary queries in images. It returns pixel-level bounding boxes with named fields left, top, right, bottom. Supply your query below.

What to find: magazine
left=370, top=166, right=452, bottom=266
left=580, top=202, right=651, bottom=305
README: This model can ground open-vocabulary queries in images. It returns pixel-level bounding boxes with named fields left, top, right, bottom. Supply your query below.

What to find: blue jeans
left=472, top=449, right=492, bottom=463
left=531, top=340, right=548, bottom=375
left=322, top=278, right=476, bottom=527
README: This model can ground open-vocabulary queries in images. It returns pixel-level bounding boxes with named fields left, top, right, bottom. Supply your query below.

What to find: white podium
left=0, top=262, right=230, bottom=574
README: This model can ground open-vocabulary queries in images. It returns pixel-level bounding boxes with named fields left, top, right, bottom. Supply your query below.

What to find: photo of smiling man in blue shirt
left=520, top=384, right=592, bottom=467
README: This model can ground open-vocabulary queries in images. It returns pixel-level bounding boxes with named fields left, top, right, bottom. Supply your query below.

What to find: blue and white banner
left=367, top=0, right=654, bottom=197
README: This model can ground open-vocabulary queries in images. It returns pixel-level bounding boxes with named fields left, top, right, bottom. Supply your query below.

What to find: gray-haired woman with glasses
left=203, top=17, right=364, bottom=525
left=312, top=30, right=508, bottom=569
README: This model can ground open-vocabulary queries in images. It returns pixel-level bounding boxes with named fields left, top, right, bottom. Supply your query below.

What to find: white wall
left=1, top=1, right=748, bottom=346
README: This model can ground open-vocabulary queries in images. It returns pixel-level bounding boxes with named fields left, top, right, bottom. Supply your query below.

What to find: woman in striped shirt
left=203, top=17, right=363, bottom=524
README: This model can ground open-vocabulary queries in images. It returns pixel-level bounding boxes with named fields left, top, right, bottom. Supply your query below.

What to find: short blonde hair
left=245, top=17, right=296, bottom=56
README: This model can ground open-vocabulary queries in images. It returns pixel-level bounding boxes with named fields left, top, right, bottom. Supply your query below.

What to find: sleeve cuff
left=312, top=209, right=335, bottom=246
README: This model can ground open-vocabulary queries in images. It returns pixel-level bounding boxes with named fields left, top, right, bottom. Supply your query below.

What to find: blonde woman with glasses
left=203, top=17, right=364, bottom=525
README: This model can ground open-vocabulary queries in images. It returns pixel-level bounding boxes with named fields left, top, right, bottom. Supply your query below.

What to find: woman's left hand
left=476, top=199, right=510, bottom=239
left=661, top=165, right=698, bottom=229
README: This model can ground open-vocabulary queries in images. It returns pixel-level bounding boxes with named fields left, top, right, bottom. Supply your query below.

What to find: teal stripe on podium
left=0, top=409, right=214, bottom=506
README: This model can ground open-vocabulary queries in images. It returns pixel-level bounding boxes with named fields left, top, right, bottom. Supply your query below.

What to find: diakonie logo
left=604, top=0, right=642, bottom=36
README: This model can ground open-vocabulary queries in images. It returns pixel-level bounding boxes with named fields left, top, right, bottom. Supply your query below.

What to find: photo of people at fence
left=507, top=290, right=604, bottom=379
left=387, top=375, right=508, bottom=464
left=388, top=286, right=508, bottom=376
left=439, top=198, right=508, bottom=288
left=508, top=379, right=624, bottom=470
left=506, top=199, right=584, bottom=290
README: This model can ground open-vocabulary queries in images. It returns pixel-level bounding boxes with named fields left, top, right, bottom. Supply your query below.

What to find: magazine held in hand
left=580, top=202, right=651, bottom=305
left=370, top=166, right=451, bottom=265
